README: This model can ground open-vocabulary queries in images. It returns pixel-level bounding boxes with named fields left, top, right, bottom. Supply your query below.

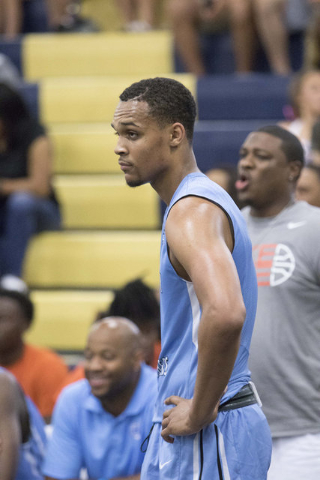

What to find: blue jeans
left=0, top=192, right=61, bottom=277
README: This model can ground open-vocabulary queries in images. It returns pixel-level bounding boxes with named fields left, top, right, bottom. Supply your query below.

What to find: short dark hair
left=119, top=77, right=197, bottom=142
left=97, top=279, right=160, bottom=336
left=256, top=125, right=305, bottom=165
left=0, top=289, right=34, bottom=326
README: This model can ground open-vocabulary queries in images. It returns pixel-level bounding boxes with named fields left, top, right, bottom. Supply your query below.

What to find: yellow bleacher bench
left=50, top=124, right=119, bottom=174
left=23, top=32, right=173, bottom=80
left=26, top=290, right=113, bottom=351
left=53, top=175, right=160, bottom=229
left=40, top=74, right=195, bottom=124
left=24, top=231, right=161, bottom=289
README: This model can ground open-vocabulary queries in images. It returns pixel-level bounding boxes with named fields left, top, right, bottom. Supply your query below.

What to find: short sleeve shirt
left=42, top=364, right=157, bottom=479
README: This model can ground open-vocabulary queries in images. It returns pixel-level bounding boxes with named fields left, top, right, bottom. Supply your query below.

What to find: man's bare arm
left=161, top=196, right=246, bottom=441
left=0, top=372, right=22, bottom=480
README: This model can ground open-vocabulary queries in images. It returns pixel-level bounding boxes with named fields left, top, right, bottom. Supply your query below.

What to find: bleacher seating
left=197, top=75, right=290, bottom=121
left=27, top=290, right=114, bottom=350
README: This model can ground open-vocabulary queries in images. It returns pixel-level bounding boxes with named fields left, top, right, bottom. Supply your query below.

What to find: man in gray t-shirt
left=236, top=125, right=320, bottom=480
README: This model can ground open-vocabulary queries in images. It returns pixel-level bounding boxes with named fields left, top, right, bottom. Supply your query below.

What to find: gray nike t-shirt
left=242, top=201, right=320, bottom=437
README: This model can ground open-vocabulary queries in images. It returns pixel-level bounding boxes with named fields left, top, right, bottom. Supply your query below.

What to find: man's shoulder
left=24, top=343, right=66, bottom=367
left=57, top=378, right=90, bottom=405
left=288, top=202, right=320, bottom=232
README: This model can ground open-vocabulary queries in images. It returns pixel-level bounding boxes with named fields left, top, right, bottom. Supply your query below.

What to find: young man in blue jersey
left=112, top=77, right=271, bottom=480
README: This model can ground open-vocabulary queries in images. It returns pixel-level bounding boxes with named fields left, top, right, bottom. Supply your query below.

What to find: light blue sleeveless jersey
left=154, top=172, right=258, bottom=422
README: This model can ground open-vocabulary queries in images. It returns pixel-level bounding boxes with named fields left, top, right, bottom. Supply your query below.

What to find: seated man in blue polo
left=42, top=317, right=157, bottom=480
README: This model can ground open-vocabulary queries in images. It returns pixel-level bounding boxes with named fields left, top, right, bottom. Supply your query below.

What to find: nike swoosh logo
left=160, top=460, right=172, bottom=470
left=287, top=221, right=306, bottom=229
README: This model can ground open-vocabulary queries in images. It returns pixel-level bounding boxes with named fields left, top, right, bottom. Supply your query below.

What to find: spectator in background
left=100, top=278, right=161, bottom=368
left=296, top=162, right=320, bottom=206
left=280, top=69, right=320, bottom=163
left=310, top=117, right=320, bottom=163
left=43, top=317, right=157, bottom=480
left=117, top=0, right=157, bottom=32
left=0, top=367, right=46, bottom=480
left=0, top=0, right=71, bottom=38
left=236, top=125, right=320, bottom=479
left=0, top=289, right=68, bottom=422
left=0, top=83, right=60, bottom=292
left=167, top=0, right=229, bottom=75
left=57, top=278, right=161, bottom=395
left=0, top=54, right=21, bottom=90
left=205, top=164, right=243, bottom=207
left=255, top=0, right=310, bottom=74
left=303, top=0, right=320, bottom=70
left=228, top=0, right=295, bottom=75
left=167, top=0, right=309, bottom=75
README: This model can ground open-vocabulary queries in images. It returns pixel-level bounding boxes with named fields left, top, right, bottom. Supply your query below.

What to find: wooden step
left=23, top=31, right=173, bottom=80
left=54, top=175, right=160, bottom=229
left=26, top=290, right=113, bottom=350
left=50, top=124, right=118, bottom=174
left=23, top=231, right=161, bottom=289
left=39, top=74, right=195, bottom=124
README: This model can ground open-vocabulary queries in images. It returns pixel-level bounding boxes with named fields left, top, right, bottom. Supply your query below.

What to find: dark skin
left=236, top=132, right=302, bottom=217
left=0, top=297, right=29, bottom=366
left=0, top=370, right=30, bottom=480
left=46, top=318, right=144, bottom=480
left=113, top=100, right=246, bottom=443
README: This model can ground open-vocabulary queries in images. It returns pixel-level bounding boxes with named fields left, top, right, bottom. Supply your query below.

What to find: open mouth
left=235, top=173, right=250, bottom=191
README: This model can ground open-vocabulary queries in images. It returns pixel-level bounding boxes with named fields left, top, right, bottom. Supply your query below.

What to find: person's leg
left=117, top=0, right=137, bottom=26
left=227, top=0, right=256, bottom=73
left=200, top=405, right=272, bottom=479
left=166, top=0, right=205, bottom=75
left=254, top=0, right=291, bottom=74
left=0, top=0, right=22, bottom=39
left=45, top=0, right=70, bottom=29
left=137, top=0, right=156, bottom=27
left=268, top=433, right=320, bottom=480
left=1, top=192, right=60, bottom=277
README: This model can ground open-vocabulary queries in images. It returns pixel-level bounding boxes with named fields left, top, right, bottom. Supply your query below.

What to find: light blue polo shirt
left=42, top=364, right=157, bottom=479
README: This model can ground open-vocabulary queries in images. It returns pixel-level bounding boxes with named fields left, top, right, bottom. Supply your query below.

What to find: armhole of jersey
left=166, top=194, right=235, bottom=253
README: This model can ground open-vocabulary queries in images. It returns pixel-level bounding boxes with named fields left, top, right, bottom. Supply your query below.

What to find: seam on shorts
left=199, top=429, right=204, bottom=480
left=215, top=424, right=224, bottom=480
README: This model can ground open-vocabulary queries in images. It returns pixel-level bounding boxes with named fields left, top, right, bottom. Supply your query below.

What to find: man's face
left=296, top=167, right=320, bottom=207
left=84, top=323, right=140, bottom=400
left=0, top=297, right=28, bottom=353
left=298, top=72, right=320, bottom=117
left=236, top=132, right=292, bottom=211
left=112, top=100, right=171, bottom=188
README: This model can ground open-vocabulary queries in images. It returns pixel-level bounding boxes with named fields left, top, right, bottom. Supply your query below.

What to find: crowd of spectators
left=0, top=1, right=320, bottom=479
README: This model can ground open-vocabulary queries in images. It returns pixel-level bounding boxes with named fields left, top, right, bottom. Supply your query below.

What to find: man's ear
left=289, top=160, right=303, bottom=183
left=132, top=347, right=144, bottom=372
left=169, top=123, right=186, bottom=147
